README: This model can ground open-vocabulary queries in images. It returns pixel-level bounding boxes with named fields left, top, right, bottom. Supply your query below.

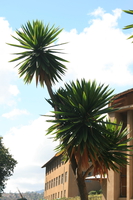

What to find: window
left=58, top=192, right=60, bottom=198
left=49, top=181, right=50, bottom=189
left=59, top=158, right=61, bottom=167
left=61, top=191, right=63, bottom=198
left=51, top=179, right=53, bottom=188
left=55, top=193, right=57, bottom=199
left=51, top=164, right=53, bottom=172
left=56, top=160, right=58, bottom=168
left=64, top=190, right=66, bottom=197
left=45, top=182, right=47, bottom=190
left=61, top=174, right=64, bottom=184
left=58, top=175, right=60, bottom=185
left=65, top=171, right=67, bottom=182
left=56, top=177, right=58, bottom=186
left=49, top=165, right=51, bottom=173
left=53, top=178, right=55, bottom=187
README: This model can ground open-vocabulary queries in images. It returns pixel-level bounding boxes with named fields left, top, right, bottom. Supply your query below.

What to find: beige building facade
left=42, top=153, right=101, bottom=200
left=102, top=89, right=133, bottom=200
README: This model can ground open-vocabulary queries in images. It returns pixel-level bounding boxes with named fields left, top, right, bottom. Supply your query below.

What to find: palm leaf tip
left=7, top=20, right=68, bottom=87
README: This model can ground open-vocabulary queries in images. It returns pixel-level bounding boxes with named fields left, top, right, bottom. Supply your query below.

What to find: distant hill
left=1, top=191, right=44, bottom=200
left=36, top=189, right=44, bottom=194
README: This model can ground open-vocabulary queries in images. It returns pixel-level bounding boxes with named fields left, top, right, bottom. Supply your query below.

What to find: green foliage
left=89, top=191, right=97, bottom=195
left=97, top=189, right=102, bottom=194
left=46, top=79, right=133, bottom=177
left=7, top=20, right=68, bottom=87
left=54, top=195, right=102, bottom=200
left=89, top=190, right=102, bottom=195
left=46, top=79, right=115, bottom=153
left=123, top=10, right=133, bottom=40
left=0, top=137, right=17, bottom=196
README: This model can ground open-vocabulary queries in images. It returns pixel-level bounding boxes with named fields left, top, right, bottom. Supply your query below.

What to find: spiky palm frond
left=46, top=79, right=133, bottom=177
left=123, top=10, right=133, bottom=40
left=8, top=20, right=68, bottom=87
left=92, top=122, right=132, bottom=176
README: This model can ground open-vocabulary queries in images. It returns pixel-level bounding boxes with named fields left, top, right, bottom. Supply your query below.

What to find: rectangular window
left=59, top=158, right=61, bottom=167
left=58, top=192, right=60, bottom=198
left=49, top=181, right=50, bottom=189
left=57, top=160, right=58, bottom=168
left=65, top=171, right=67, bottom=182
left=51, top=179, right=53, bottom=188
left=61, top=174, right=64, bottom=184
left=56, top=177, right=58, bottom=186
left=45, top=182, right=47, bottom=191
left=61, top=191, right=63, bottom=198
left=64, top=190, right=66, bottom=197
left=49, top=165, right=51, bottom=173
left=53, top=178, right=55, bottom=187
left=58, top=175, right=60, bottom=185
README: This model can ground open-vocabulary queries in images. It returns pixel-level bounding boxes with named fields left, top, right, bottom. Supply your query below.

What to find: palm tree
left=46, top=79, right=133, bottom=200
left=7, top=20, right=68, bottom=100
left=123, top=10, right=133, bottom=40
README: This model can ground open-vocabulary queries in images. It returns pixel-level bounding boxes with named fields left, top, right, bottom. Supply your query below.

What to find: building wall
left=44, top=155, right=101, bottom=200
left=44, top=155, right=69, bottom=200
left=102, top=89, right=133, bottom=200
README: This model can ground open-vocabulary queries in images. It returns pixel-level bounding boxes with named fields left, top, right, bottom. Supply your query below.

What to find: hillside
left=1, top=191, right=44, bottom=200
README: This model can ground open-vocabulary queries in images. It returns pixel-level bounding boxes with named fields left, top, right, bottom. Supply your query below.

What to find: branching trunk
left=70, top=156, right=88, bottom=200
left=76, top=171, right=88, bottom=200
left=83, top=164, right=93, bottom=179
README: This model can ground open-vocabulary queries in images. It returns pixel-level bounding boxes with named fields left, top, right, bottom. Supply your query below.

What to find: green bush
left=97, top=189, right=102, bottom=194
left=89, top=191, right=97, bottom=195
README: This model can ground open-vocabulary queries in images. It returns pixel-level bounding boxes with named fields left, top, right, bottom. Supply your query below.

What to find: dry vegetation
left=57, top=195, right=102, bottom=200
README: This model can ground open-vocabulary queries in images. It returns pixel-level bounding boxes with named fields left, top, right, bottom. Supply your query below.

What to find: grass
left=55, top=194, right=102, bottom=200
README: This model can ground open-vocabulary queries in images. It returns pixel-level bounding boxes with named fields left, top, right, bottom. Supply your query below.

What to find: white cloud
left=0, top=17, right=19, bottom=106
left=2, top=109, right=29, bottom=119
left=3, top=115, right=57, bottom=192
left=90, top=7, right=105, bottom=17
left=57, top=8, right=133, bottom=88
left=9, top=85, right=20, bottom=96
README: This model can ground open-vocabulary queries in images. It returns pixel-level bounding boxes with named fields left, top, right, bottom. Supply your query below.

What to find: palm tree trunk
left=70, top=156, right=88, bottom=200
left=45, top=77, right=59, bottom=116
left=46, top=84, right=54, bottom=101
left=76, top=172, right=88, bottom=200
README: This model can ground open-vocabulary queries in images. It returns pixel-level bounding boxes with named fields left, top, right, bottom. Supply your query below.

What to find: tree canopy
left=7, top=20, right=68, bottom=100
left=46, top=79, right=133, bottom=200
left=0, top=137, right=17, bottom=196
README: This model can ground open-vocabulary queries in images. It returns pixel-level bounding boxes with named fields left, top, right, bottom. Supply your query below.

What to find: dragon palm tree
left=46, top=79, right=133, bottom=200
left=8, top=20, right=68, bottom=100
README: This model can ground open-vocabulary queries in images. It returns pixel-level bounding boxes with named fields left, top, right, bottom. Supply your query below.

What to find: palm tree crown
left=46, top=79, right=133, bottom=178
left=8, top=20, right=68, bottom=90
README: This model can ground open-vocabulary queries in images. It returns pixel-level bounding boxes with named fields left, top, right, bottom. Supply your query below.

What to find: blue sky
left=1, top=0, right=133, bottom=193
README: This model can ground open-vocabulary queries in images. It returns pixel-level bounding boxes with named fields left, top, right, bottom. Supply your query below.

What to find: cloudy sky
left=1, top=0, right=133, bottom=193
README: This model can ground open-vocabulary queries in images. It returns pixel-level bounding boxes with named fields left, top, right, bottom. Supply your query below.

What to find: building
left=42, top=153, right=101, bottom=200
left=102, top=88, right=133, bottom=200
